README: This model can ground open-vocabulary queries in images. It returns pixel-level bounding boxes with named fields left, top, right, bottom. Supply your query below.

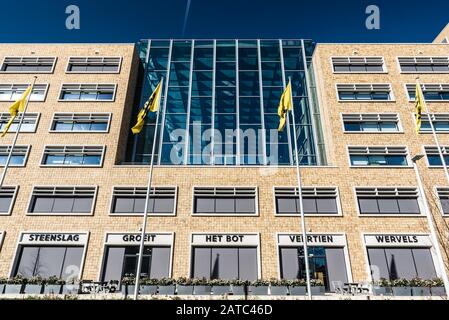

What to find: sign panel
left=277, top=233, right=347, bottom=247
left=364, top=234, right=432, bottom=247
left=19, top=232, right=89, bottom=245
left=105, top=233, right=173, bottom=246
left=191, top=233, right=259, bottom=246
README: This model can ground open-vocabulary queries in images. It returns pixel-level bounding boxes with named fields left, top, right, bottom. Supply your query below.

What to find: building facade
left=0, top=24, right=449, bottom=293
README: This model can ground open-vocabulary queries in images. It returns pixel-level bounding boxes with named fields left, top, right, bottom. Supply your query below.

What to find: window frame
left=423, top=145, right=449, bottom=168
left=40, top=145, right=105, bottom=168
left=405, top=83, right=449, bottom=102
left=331, top=56, right=387, bottom=74
left=397, top=57, right=449, bottom=74
left=9, top=231, right=89, bottom=279
left=413, top=113, right=449, bottom=134
left=354, top=187, right=424, bottom=217
left=49, top=112, right=112, bottom=133
left=341, top=113, right=403, bottom=134
left=347, top=146, right=411, bottom=168
left=191, top=186, right=259, bottom=217
left=26, top=186, right=98, bottom=216
left=0, top=83, right=49, bottom=102
left=273, top=186, right=342, bottom=217
left=0, top=56, right=57, bottom=74
left=58, top=83, right=117, bottom=102
left=0, top=112, right=40, bottom=134
left=435, top=186, right=449, bottom=216
left=0, top=186, right=19, bottom=216
left=108, top=186, right=178, bottom=216
left=65, top=56, right=122, bottom=74
left=336, top=84, right=395, bottom=102
left=0, top=145, right=31, bottom=167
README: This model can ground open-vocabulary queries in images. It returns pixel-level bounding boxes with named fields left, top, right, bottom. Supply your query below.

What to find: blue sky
left=0, top=0, right=448, bottom=43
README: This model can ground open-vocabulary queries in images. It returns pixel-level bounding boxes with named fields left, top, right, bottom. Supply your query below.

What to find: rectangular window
left=111, top=187, right=176, bottom=215
left=332, top=57, right=385, bottom=73
left=191, top=247, right=258, bottom=280
left=0, top=186, right=18, bottom=214
left=50, top=113, right=110, bottom=132
left=398, top=57, right=449, bottom=73
left=0, top=113, right=39, bottom=133
left=425, top=146, right=449, bottom=167
left=406, top=84, right=449, bottom=101
left=41, top=146, right=105, bottom=167
left=337, top=84, right=392, bottom=101
left=59, top=84, right=116, bottom=101
left=349, top=146, right=408, bottom=167
left=14, top=246, right=84, bottom=279
left=66, top=57, right=121, bottom=73
left=356, top=187, right=421, bottom=215
left=28, top=186, right=96, bottom=215
left=419, top=114, right=449, bottom=133
left=279, top=246, right=348, bottom=291
left=0, top=84, right=48, bottom=102
left=274, top=187, right=339, bottom=215
left=367, top=248, right=437, bottom=280
left=0, top=145, right=30, bottom=167
left=437, top=188, right=449, bottom=215
left=193, top=187, right=257, bottom=215
left=342, top=114, right=400, bottom=133
left=0, top=57, right=56, bottom=73
left=101, top=246, right=170, bottom=281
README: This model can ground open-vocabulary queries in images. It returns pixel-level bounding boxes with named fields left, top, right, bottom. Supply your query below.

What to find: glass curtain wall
left=126, top=39, right=317, bottom=166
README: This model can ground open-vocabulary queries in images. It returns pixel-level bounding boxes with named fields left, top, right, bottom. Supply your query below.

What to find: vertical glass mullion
left=157, top=40, right=173, bottom=165
left=184, top=40, right=195, bottom=165
left=257, top=40, right=267, bottom=165
left=211, top=40, right=216, bottom=165
left=279, top=39, right=294, bottom=166
left=235, top=39, right=240, bottom=166
left=301, top=39, right=319, bottom=165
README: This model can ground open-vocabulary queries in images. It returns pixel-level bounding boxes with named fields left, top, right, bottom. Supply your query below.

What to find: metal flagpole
left=133, top=77, right=164, bottom=300
left=288, top=77, right=312, bottom=299
left=0, top=76, right=37, bottom=188
left=415, top=78, right=449, bottom=296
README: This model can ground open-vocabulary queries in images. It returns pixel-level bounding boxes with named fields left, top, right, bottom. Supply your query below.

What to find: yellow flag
left=1, top=85, right=33, bottom=137
left=131, top=80, right=163, bottom=135
left=278, top=80, right=293, bottom=131
left=415, top=83, right=424, bottom=134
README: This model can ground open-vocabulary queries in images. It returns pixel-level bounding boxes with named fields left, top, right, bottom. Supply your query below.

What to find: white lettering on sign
left=364, top=234, right=432, bottom=247
left=191, top=234, right=259, bottom=246
left=20, top=232, right=88, bottom=245
left=277, top=234, right=347, bottom=247
left=105, top=233, right=173, bottom=246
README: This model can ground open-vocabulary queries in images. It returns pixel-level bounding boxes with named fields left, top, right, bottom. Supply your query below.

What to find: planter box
left=249, top=286, right=269, bottom=295
left=4, top=284, right=23, bottom=294
left=140, top=285, right=158, bottom=295
left=289, top=286, right=306, bottom=296
left=392, top=287, right=412, bottom=296
left=231, top=285, right=246, bottom=295
left=270, top=286, right=288, bottom=295
left=212, top=286, right=231, bottom=295
left=372, top=287, right=392, bottom=296
left=311, top=286, right=325, bottom=296
left=43, top=285, right=62, bottom=295
left=194, top=285, right=212, bottom=295
left=412, top=287, right=431, bottom=296
left=0, top=284, right=4, bottom=294
left=62, top=284, right=79, bottom=295
left=431, top=287, right=446, bottom=296
left=177, top=285, right=194, bottom=295
left=158, top=285, right=175, bottom=295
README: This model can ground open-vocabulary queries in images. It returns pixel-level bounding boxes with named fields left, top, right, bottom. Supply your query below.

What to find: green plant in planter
left=391, top=278, right=410, bottom=287
left=8, top=275, right=27, bottom=285
left=121, top=274, right=136, bottom=285
left=230, top=279, right=249, bottom=286
left=409, top=278, right=428, bottom=288
left=140, top=278, right=159, bottom=286
left=209, top=279, right=231, bottom=286
left=192, top=278, right=210, bottom=286
left=375, top=278, right=391, bottom=287
left=430, top=278, right=443, bottom=287
left=0, top=277, right=8, bottom=284
left=267, top=278, right=290, bottom=286
left=310, top=279, right=324, bottom=287
left=176, top=277, right=193, bottom=285
left=250, top=279, right=270, bottom=287
left=158, top=278, right=176, bottom=286
left=46, top=276, right=65, bottom=285
left=289, top=279, right=307, bottom=287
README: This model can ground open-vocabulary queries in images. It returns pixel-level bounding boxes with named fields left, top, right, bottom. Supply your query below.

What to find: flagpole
left=288, top=77, right=312, bottom=300
left=0, top=76, right=37, bottom=188
left=133, top=77, right=164, bottom=300
left=415, top=78, right=449, bottom=296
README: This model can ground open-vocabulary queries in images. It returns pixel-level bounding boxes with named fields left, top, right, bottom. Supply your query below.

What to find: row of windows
left=2, top=185, right=449, bottom=216
left=336, top=84, right=449, bottom=101
left=0, top=84, right=116, bottom=102
left=0, top=113, right=111, bottom=134
left=332, top=56, right=449, bottom=74
left=0, top=56, right=122, bottom=73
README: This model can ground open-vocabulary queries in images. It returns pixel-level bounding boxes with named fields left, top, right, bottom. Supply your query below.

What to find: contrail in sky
left=182, top=0, right=192, bottom=37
